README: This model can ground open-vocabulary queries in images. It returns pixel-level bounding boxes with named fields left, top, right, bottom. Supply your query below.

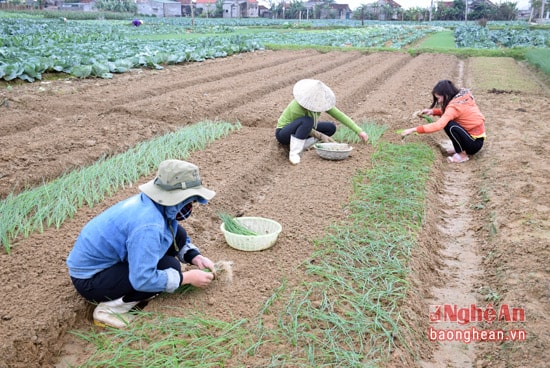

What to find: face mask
left=176, top=202, right=193, bottom=221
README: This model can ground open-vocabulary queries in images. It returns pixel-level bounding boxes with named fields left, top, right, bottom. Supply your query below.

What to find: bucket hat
left=139, top=160, right=215, bottom=206
left=293, top=79, right=336, bottom=112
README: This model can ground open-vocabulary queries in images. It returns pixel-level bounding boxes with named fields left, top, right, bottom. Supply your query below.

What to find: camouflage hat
left=139, top=160, right=215, bottom=206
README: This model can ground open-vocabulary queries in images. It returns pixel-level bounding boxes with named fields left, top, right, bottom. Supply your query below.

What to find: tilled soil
left=0, top=50, right=548, bottom=367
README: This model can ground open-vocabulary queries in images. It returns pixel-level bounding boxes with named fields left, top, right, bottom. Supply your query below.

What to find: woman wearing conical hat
left=275, top=79, right=368, bottom=164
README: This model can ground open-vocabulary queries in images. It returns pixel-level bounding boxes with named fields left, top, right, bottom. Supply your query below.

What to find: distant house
left=137, top=0, right=221, bottom=17
left=302, top=1, right=317, bottom=18
left=364, top=0, right=402, bottom=20
left=222, top=0, right=259, bottom=18
left=302, top=1, right=352, bottom=19
left=195, top=0, right=217, bottom=16
left=259, top=4, right=271, bottom=17
left=137, top=0, right=182, bottom=17
left=328, top=3, right=352, bottom=19
left=56, top=0, right=95, bottom=11
left=237, top=1, right=353, bottom=19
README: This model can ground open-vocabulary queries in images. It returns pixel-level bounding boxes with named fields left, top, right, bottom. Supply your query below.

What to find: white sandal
left=447, top=153, right=469, bottom=163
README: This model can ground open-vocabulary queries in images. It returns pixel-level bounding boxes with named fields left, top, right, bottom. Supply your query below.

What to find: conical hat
left=293, top=79, right=336, bottom=112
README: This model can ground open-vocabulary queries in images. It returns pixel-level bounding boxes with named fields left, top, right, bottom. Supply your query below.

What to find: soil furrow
left=353, top=53, right=460, bottom=122
left=119, top=51, right=363, bottom=124
left=229, top=52, right=413, bottom=127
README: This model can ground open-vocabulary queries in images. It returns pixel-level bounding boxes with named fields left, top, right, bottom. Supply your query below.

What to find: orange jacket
left=417, top=88, right=486, bottom=138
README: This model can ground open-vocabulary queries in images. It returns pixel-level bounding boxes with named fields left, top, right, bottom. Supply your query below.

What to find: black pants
left=275, top=116, right=336, bottom=145
left=71, top=225, right=187, bottom=303
left=444, top=121, right=484, bottom=155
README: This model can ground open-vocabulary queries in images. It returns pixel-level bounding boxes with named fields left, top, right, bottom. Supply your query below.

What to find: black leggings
left=444, top=121, right=484, bottom=155
left=71, top=225, right=187, bottom=303
left=275, top=116, right=336, bottom=145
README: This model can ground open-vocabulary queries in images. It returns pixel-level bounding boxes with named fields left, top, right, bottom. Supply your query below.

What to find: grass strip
left=250, top=141, right=434, bottom=366
left=71, top=313, right=251, bottom=367
left=332, top=121, right=387, bottom=145
left=525, top=48, right=550, bottom=76
left=0, top=120, right=239, bottom=253
left=415, top=30, right=455, bottom=49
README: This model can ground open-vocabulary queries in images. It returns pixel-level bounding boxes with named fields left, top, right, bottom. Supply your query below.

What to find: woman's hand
left=191, top=255, right=217, bottom=279
left=181, top=269, right=214, bottom=288
left=358, top=131, right=369, bottom=142
left=414, top=109, right=433, bottom=118
left=401, top=128, right=417, bottom=137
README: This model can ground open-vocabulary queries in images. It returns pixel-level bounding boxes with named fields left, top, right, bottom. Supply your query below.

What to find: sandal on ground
left=447, top=153, right=469, bottom=163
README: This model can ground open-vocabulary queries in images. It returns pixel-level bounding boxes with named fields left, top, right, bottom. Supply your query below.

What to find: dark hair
left=430, top=80, right=460, bottom=112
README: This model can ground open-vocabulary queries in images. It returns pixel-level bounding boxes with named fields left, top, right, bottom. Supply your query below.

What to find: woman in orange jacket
left=401, top=80, right=486, bottom=163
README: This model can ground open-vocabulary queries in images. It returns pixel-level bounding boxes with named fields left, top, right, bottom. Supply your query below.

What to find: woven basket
left=314, top=142, right=353, bottom=161
left=220, top=217, right=282, bottom=251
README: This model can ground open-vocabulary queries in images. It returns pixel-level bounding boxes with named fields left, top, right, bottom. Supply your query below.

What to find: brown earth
left=0, top=50, right=548, bottom=367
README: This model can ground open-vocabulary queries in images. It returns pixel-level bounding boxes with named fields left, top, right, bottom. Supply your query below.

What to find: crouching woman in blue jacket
left=67, top=160, right=217, bottom=328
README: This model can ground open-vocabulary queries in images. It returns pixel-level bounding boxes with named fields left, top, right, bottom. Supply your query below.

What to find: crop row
left=0, top=18, right=264, bottom=81
left=0, top=121, right=239, bottom=253
left=455, top=24, right=549, bottom=48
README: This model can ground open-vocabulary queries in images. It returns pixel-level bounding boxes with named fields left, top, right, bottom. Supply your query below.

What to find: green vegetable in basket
left=218, top=212, right=257, bottom=236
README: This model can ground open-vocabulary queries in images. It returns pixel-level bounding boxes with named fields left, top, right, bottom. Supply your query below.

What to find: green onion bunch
left=218, top=212, right=257, bottom=236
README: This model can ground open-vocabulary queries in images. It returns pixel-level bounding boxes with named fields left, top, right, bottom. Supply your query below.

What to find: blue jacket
left=66, top=193, right=191, bottom=293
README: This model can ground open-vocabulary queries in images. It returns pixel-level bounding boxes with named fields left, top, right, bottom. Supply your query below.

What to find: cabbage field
left=1, top=16, right=548, bottom=82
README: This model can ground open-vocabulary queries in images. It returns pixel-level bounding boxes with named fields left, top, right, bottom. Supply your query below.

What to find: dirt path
left=0, top=50, right=548, bottom=367
left=419, top=61, right=481, bottom=367
left=421, top=167, right=483, bottom=368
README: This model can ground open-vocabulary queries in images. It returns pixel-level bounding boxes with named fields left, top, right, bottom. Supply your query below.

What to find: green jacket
left=277, top=100, right=363, bottom=134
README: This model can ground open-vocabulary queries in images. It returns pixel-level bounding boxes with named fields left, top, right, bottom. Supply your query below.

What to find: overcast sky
left=341, top=0, right=532, bottom=11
